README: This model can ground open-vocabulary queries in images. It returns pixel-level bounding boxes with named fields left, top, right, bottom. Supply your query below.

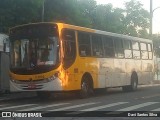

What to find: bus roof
left=57, top=23, right=152, bottom=43
left=10, top=22, right=152, bottom=43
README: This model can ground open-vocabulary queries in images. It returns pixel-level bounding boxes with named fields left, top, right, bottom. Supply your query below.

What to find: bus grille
left=21, top=84, right=43, bottom=90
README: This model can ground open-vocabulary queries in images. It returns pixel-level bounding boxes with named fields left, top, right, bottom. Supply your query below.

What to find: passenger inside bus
left=29, top=52, right=37, bottom=67
left=37, top=49, right=49, bottom=65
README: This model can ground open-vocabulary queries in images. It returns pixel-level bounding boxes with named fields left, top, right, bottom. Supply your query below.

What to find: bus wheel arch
left=79, top=72, right=94, bottom=98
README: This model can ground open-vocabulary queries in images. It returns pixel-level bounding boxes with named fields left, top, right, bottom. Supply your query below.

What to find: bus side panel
left=113, top=59, right=126, bottom=87
left=98, top=58, right=114, bottom=87
left=131, top=59, right=142, bottom=84
left=98, top=58, right=108, bottom=88
left=62, top=57, right=99, bottom=91
left=124, top=59, right=142, bottom=85
left=60, top=66, right=81, bottom=91
left=141, top=60, right=153, bottom=84
left=125, top=59, right=134, bottom=85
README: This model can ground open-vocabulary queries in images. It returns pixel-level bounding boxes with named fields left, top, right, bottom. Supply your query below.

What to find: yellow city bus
left=9, top=22, right=153, bottom=98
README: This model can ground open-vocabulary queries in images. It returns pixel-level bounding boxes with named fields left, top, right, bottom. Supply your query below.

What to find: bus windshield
left=11, top=37, right=59, bottom=67
left=9, top=24, right=60, bottom=74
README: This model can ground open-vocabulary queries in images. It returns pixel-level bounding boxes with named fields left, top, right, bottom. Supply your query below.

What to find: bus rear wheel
left=122, top=73, right=138, bottom=92
left=79, top=76, right=93, bottom=98
left=130, top=74, right=138, bottom=91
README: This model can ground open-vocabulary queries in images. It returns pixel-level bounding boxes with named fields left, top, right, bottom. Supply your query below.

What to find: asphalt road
left=0, top=85, right=160, bottom=120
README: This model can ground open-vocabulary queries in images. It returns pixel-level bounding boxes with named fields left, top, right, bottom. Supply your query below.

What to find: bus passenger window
left=140, top=42, right=148, bottom=59
left=132, top=41, right=140, bottom=59
left=91, top=35, right=103, bottom=57
left=114, top=38, right=124, bottom=58
left=123, top=40, right=132, bottom=58
left=79, top=45, right=87, bottom=56
left=103, top=36, right=114, bottom=57
left=78, top=32, right=91, bottom=56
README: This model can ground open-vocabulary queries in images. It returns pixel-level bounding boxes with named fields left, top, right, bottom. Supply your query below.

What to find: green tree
left=0, top=0, right=43, bottom=33
left=152, top=34, right=160, bottom=57
left=90, top=4, right=125, bottom=34
left=0, top=0, right=151, bottom=39
left=123, top=0, right=150, bottom=38
left=92, top=4, right=113, bottom=30
left=44, top=0, right=96, bottom=27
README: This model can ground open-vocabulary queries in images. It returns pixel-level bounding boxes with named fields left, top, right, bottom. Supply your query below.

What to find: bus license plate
left=28, top=84, right=37, bottom=89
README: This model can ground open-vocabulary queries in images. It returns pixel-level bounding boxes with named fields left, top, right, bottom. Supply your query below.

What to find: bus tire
left=123, top=73, right=138, bottom=92
left=79, top=75, right=93, bottom=98
left=129, top=73, right=138, bottom=91
left=36, top=91, right=51, bottom=99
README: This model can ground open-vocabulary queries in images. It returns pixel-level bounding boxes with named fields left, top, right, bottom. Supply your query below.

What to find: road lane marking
left=81, top=102, right=128, bottom=111
left=48, top=102, right=97, bottom=111
left=0, top=104, right=37, bottom=110
left=67, top=102, right=128, bottom=115
left=116, top=102, right=158, bottom=111
left=19, top=103, right=70, bottom=111
left=0, top=104, right=9, bottom=107
left=139, top=84, right=160, bottom=88
left=134, top=93, right=160, bottom=100
left=141, top=94, right=160, bottom=99
left=107, top=102, right=159, bottom=115
left=150, top=107, right=160, bottom=111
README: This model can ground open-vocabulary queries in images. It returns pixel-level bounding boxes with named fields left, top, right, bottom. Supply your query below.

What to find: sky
left=96, top=0, right=160, bottom=34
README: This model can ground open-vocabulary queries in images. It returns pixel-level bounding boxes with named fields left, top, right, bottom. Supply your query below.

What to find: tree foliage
left=0, top=0, right=43, bottom=32
left=123, top=0, right=150, bottom=38
left=0, top=0, right=150, bottom=38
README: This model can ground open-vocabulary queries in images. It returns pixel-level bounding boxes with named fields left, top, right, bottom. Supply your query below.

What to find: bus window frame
left=113, top=37, right=125, bottom=59
left=91, top=34, right=104, bottom=58
left=123, top=39, right=133, bottom=59
left=140, top=42, right=149, bottom=60
left=148, top=43, right=153, bottom=60
left=77, top=31, right=92, bottom=57
left=132, top=40, right=141, bottom=60
left=102, top=35, right=115, bottom=58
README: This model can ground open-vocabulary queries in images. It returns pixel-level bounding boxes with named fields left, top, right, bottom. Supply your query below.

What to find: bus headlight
left=48, top=75, right=56, bottom=81
left=48, top=72, right=59, bottom=81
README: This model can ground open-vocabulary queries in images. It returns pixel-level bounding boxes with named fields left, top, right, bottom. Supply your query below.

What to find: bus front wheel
left=79, top=75, right=93, bottom=98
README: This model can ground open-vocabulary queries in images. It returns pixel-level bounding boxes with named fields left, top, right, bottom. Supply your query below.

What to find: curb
left=139, top=80, right=160, bottom=87
left=139, top=83, right=160, bottom=87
